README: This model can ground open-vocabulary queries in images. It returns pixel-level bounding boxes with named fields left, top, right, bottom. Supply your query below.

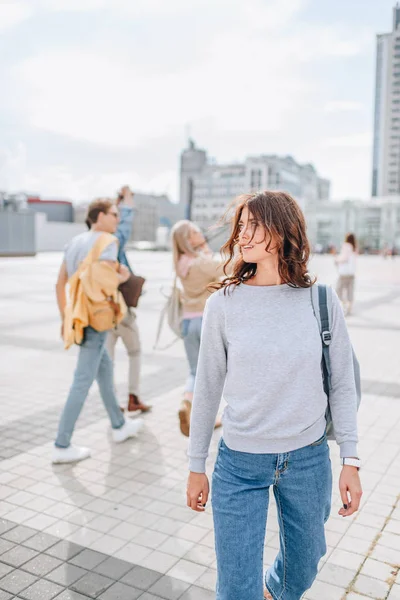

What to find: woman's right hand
left=186, top=472, right=209, bottom=512
left=118, top=264, right=131, bottom=283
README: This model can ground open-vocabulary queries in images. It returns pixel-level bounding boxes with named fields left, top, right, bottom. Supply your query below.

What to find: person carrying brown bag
left=105, top=186, right=151, bottom=414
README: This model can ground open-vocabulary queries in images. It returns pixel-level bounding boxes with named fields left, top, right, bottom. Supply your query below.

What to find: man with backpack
left=53, top=198, right=143, bottom=464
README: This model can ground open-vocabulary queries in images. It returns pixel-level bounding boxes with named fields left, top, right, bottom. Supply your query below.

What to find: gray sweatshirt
left=188, top=283, right=358, bottom=473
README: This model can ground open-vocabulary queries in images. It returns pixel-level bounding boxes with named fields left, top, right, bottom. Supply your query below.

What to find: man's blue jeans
left=212, top=436, right=332, bottom=600
left=55, top=327, right=125, bottom=448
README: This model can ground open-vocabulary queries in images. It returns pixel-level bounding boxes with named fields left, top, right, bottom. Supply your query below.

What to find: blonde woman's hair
left=171, top=220, right=200, bottom=272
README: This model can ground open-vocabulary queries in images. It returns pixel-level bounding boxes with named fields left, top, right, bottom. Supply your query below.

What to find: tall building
left=372, top=3, right=400, bottom=196
left=179, top=141, right=330, bottom=233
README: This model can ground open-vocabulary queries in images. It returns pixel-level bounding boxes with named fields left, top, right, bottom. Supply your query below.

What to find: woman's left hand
left=338, top=466, right=362, bottom=517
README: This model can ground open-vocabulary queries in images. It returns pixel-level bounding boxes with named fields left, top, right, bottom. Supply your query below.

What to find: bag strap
left=90, top=233, right=118, bottom=263
left=153, top=274, right=179, bottom=351
left=310, top=284, right=333, bottom=394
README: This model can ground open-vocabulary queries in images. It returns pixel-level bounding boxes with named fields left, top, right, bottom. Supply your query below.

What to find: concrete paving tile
left=0, top=522, right=16, bottom=536
left=45, top=563, right=88, bottom=587
left=370, top=543, right=399, bottom=565
left=98, top=581, right=142, bottom=600
left=148, top=575, right=191, bottom=600
left=166, top=560, right=207, bottom=585
left=317, top=561, right=357, bottom=589
left=0, top=569, right=38, bottom=595
left=387, top=585, right=400, bottom=600
left=306, top=580, right=346, bottom=600
left=21, top=554, right=63, bottom=577
left=179, top=586, right=215, bottom=600
left=139, top=551, right=179, bottom=575
left=0, top=562, right=14, bottom=578
left=69, top=550, right=108, bottom=571
left=360, top=557, right=396, bottom=582
left=18, top=579, right=64, bottom=600
left=51, top=591, right=91, bottom=600
left=354, top=573, right=391, bottom=598
left=92, top=556, right=133, bottom=581
left=2, top=526, right=36, bottom=545
left=22, top=533, right=59, bottom=553
left=45, top=541, right=84, bottom=561
left=0, top=546, right=38, bottom=568
left=120, top=566, right=162, bottom=590
left=70, top=572, right=114, bottom=599
left=0, top=540, right=15, bottom=556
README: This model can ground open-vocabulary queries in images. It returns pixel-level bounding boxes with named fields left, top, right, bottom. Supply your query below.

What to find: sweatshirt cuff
left=189, top=457, right=206, bottom=473
left=339, top=441, right=358, bottom=458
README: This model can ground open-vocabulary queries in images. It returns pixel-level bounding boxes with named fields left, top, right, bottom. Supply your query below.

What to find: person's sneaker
left=112, top=418, right=144, bottom=443
left=52, top=446, right=91, bottom=464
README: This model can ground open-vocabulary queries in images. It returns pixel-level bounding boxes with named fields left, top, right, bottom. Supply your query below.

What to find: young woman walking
left=335, top=233, right=357, bottom=316
left=171, top=220, right=223, bottom=436
left=186, top=192, right=362, bottom=600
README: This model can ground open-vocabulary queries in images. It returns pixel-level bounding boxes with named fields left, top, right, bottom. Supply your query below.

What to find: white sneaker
left=112, top=418, right=144, bottom=443
left=52, top=445, right=91, bottom=464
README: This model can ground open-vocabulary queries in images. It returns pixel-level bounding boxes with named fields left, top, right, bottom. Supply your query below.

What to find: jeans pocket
left=310, top=431, right=327, bottom=447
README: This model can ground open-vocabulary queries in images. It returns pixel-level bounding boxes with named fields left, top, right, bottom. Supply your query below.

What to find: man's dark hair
left=86, top=198, right=113, bottom=225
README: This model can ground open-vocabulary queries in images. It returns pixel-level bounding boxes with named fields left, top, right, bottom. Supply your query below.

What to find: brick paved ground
left=0, top=251, right=399, bottom=600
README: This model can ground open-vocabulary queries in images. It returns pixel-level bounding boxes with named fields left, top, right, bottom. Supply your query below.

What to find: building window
left=250, top=169, right=262, bottom=190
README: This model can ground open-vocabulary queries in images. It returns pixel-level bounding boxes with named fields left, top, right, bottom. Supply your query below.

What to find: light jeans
left=55, top=327, right=125, bottom=448
left=181, top=317, right=203, bottom=394
left=106, top=310, right=141, bottom=396
left=212, top=435, right=332, bottom=600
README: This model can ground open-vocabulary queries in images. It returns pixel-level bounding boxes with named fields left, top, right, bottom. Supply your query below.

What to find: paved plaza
left=0, top=251, right=399, bottom=600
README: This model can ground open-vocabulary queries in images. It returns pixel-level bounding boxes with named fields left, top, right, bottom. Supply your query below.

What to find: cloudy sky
left=0, top=0, right=395, bottom=202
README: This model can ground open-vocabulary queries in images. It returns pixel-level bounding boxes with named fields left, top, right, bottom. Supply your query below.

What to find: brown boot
left=128, top=394, right=152, bottom=413
left=179, top=400, right=192, bottom=437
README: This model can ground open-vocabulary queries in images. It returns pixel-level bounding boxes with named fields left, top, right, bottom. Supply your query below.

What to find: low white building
left=306, top=196, right=400, bottom=252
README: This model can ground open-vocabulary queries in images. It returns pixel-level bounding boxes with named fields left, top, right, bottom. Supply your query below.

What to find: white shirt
left=337, top=242, right=356, bottom=276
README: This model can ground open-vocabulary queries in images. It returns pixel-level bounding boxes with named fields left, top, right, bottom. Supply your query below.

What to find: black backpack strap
left=318, top=285, right=332, bottom=393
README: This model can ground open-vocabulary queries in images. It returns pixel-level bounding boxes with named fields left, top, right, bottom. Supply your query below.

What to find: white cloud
left=2, top=0, right=375, bottom=200
left=37, top=0, right=227, bottom=16
left=0, top=142, right=177, bottom=200
left=323, top=132, right=372, bottom=148
left=0, top=1, right=32, bottom=31
left=13, top=0, right=367, bottom=148
left=324, top=101, right=364, bottom=113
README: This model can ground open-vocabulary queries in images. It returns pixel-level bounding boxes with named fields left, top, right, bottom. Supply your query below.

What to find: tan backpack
left=64, top=233, right=127, bottom=349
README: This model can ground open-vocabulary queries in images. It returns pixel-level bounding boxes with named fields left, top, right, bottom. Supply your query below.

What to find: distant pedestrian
left=171, top=220, right=223, bottom=437
left=106, top=186, right=151, bottom=414
left=335, top=233, right=357, bottom=316
left=53, top=198, right=143, bottom=464
left=186, top=191, right=362, bottom=600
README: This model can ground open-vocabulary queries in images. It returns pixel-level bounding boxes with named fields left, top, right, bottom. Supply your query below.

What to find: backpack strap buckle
left=322, top=330, right=332, bottom=346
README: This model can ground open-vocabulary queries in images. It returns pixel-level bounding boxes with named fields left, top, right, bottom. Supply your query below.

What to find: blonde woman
left=171, top=220, right=223, bottom=436
left=335, top=233, right=357, bottom=316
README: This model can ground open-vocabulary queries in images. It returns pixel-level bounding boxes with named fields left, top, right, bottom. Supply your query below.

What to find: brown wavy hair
left=345, top=233, right=357, bottom=250
left=215, top=191, right=315, bottom=291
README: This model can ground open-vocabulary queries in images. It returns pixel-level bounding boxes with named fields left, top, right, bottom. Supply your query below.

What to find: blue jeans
left=212, top=436, right=332, bottom=600
left=55, top=327, right=125, bottom=448
left=181, top=317, right=203, bottom=393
